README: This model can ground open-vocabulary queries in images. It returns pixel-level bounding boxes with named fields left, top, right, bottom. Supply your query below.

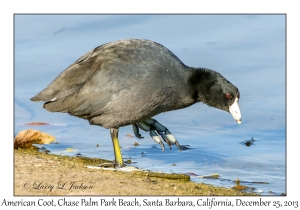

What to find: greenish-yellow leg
left=110, top=128, right=125, bottom=168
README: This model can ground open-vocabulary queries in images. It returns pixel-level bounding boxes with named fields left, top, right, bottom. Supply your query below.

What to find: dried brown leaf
left=14, top=129, right=55, bottom=149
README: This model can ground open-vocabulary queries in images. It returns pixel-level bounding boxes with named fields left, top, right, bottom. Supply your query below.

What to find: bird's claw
left=133, top=118, right=182, bottom=152
left=150, top=130, right=165, bottom=152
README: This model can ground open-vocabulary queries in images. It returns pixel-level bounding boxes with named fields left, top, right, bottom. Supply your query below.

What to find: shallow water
left=14, top=14, right=286, bottom=195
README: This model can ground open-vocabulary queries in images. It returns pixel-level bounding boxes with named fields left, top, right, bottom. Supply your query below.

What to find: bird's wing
left=39, top=54, right=155, bottom=118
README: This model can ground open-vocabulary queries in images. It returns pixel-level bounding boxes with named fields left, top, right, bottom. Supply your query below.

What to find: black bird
left=31, top=39, right=242, bottom=168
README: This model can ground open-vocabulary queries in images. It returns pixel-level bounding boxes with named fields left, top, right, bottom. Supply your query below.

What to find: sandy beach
left=14, top=148, right=257, bottom=196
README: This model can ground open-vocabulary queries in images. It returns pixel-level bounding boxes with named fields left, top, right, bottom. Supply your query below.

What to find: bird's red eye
left=226, top=94, right=232, bottom=99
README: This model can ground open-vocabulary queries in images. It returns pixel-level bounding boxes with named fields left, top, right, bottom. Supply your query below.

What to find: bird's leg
left=110, top=128, right=125, bottom=168
left=136, top=118, right=182, bottom=152
left=99, top=128, right=125, bottom=168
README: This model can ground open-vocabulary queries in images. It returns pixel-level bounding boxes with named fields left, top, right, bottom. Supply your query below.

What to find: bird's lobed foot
left=98, top=162, right=125, bottom=168
left=133, top=118, right=182, bottom=152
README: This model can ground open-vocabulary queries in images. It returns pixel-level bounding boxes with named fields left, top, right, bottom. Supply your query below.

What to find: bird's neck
left=187, top=67, right=217, bottom=104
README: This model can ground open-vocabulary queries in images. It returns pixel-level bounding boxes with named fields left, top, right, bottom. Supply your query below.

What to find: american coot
left=31, top=39, right=241, bottom=168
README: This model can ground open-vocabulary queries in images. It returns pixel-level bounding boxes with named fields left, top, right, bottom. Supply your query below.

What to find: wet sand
left=14, top=148, right=257, bottom=196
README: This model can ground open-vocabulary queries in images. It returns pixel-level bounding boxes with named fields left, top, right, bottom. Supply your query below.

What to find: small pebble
left=125, top=160, right=132, bottom=164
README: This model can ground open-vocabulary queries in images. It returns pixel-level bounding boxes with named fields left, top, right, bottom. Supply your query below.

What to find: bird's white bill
left=229, top=97, right=242, bottom=124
